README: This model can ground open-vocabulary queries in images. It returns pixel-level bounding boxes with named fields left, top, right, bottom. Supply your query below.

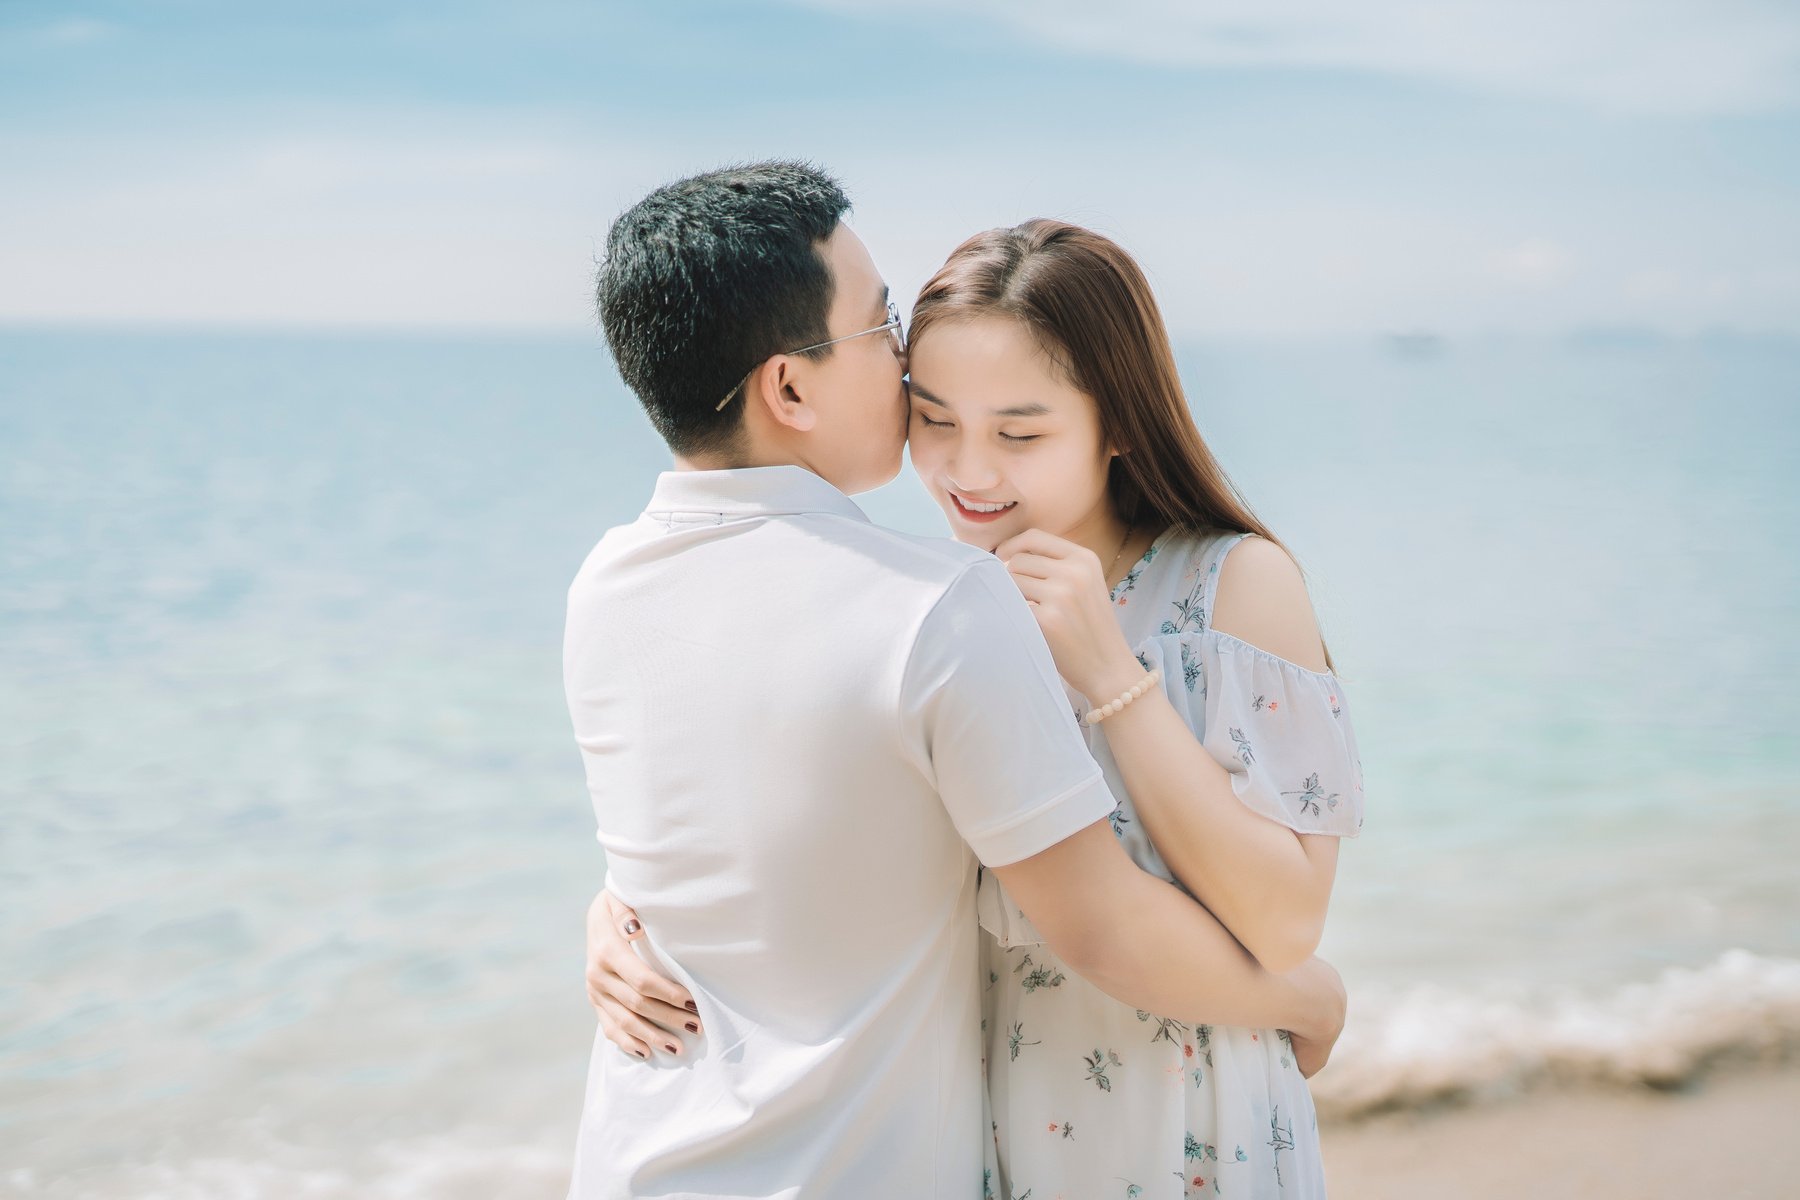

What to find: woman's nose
left=947, top=453, right=1000, bottom=493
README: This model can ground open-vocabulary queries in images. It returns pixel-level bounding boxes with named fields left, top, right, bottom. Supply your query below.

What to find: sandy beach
left=1321, top=1063, right=1800, bottom=1199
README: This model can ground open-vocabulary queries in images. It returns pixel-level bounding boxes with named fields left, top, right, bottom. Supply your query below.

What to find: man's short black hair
left=596, top=160, right=852, bottom=456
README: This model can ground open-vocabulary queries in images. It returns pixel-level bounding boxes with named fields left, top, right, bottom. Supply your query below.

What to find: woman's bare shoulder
left=1208, top=535, right=1329, bottom=673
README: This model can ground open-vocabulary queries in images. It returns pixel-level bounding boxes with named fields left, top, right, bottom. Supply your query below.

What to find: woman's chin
left=937, top=513, right=997, bottom=551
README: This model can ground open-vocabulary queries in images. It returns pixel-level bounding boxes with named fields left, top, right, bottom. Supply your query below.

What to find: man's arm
left=992, top=820, right=1344, bottom=1045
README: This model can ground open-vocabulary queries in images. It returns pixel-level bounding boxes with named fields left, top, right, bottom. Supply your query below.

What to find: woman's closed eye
left=913, top=410, right=1040, bottom=444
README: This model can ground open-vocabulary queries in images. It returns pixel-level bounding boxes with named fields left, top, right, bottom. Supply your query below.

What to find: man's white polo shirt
left=562, top=465, right=1116, bottom=1199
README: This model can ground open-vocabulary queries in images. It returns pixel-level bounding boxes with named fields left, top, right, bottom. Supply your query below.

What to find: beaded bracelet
left=1082, top=667, right=1162, bottom=726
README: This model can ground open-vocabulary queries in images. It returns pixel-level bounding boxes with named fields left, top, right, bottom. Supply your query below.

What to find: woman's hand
left=1280, top=956, right=1347, bottom=1079
left=585, top=888, right=701, bottom=1060
left=995, top=528, right=1144, bottom=702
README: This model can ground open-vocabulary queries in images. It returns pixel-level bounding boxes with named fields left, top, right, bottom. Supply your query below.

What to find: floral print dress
left=977, top=527, right=1365, bottom=1200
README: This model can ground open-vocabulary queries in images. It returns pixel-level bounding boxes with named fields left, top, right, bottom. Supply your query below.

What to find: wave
left=1313, top=949, right=1800, bottom=1119
left=10, top=953, right=1798, bottom=1194
left=2, top=1126, right=571, bottom=1200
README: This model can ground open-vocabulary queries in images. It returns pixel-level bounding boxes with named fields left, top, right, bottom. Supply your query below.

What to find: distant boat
left=1382, top=331, right=1446, bottom=359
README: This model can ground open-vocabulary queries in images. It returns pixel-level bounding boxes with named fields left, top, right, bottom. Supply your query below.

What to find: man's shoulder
left=564, top=512, right=994, bottom=606
left=833, top=520, right=996, bottom=586
left=566, top=514, right=657, bottom=593
left=836, top=522, right=1045, bottom=640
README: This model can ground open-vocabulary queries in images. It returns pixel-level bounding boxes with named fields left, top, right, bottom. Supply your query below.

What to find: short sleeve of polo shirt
left=900, top=557, right=1119, bottom=867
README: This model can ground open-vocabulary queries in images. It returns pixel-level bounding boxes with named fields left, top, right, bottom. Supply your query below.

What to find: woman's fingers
left=1007, top=571, right=1061, bottom=611
left=998, top=550, right=1060, bottom=580
left=997, top=528, right=1103, bottom=580
left=598, top=993, right=687, bottom=1058
left=588, top=960, right=701, bottom=1043
left=593, top=994, right=651, bottom=1059
left=597, top=967, right=699, bottom=1033
left=590, top=952, right=700, bottom=1034
left=586, top=900, right=632, bottom=982
left=583, top=891, right=699, bottom=1057
left=610, top=943, right=696, bottom=1013
left=590, top=892, right=691, bottom=1003
left=1288, top=1029, right=1333, bottom=1078
left=586, top=895, right=701, bottom=1026
left=630, top=993, right=702, bottom=1039
left=1007, top=575, right=1050, bottom=612
left=994, top=528, right=1067, bottom=561
left=597, top=993, right=662, bottom=1057
left=602, top=890, right=645, bottom=941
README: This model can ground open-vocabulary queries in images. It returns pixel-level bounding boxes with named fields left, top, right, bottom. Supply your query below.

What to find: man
left=563, top=160, right=1343, bottom=1199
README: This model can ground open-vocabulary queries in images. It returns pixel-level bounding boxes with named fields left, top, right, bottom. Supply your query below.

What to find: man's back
left=562, top=466, right=1113, bottom=1198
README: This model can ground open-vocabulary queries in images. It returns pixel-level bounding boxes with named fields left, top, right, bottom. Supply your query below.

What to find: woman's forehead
left=914, top=321, right=1081, bottom=398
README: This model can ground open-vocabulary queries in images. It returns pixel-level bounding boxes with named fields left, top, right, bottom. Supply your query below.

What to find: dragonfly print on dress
left=1083, top=1048, right=1122, bottom=1092
left=1281, top=771, right=1339, bottom=816
left=1228, top=726, right=1255, bottom=765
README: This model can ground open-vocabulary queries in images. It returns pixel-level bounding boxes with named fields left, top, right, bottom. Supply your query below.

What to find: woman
left=586, top=220, right=1365, bottom=1198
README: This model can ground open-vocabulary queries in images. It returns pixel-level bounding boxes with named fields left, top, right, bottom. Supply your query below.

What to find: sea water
left=3, top=327, right=1796, bottom=1194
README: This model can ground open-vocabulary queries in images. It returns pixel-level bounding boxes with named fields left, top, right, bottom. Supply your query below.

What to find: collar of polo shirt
left=646, top=465, right=872, bottom=523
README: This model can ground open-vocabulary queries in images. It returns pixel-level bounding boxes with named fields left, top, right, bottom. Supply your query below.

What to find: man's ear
left=751, top=356, right=818, bottom=433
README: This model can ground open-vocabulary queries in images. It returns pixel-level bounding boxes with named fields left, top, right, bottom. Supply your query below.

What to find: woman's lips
left=948, top=491, right=1018, bottom=524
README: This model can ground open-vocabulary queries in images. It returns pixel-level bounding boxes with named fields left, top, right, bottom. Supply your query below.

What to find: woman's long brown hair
left=909, top=218, right=1336, bottom=672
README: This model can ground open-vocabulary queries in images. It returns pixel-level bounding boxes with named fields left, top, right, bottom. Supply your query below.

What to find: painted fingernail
left=623, top=919, right=641, bottom=935
left=633, top=1049, right=648, bottom=1059
left=664, top=1043, right=680, bottom=1055
left=685, top=1022, right=700, bottom=1034
left=685, top=1000, right=698, bottom=1013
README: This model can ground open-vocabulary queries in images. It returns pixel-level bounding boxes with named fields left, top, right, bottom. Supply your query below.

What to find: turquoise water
left=3, top=328, right=1797, bottom=1193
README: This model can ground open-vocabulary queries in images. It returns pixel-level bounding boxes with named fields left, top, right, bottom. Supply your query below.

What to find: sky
left=2, top=0, right=1797, bottom=338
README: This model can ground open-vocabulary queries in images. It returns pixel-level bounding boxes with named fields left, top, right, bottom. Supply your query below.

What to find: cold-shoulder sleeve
left=1132, top=627, right=1365, bottom=838
left=1200, top=630, right=1363, bottom=836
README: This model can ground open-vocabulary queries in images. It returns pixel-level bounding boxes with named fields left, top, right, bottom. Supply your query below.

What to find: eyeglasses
left=715, top=300, right=907, bottom=411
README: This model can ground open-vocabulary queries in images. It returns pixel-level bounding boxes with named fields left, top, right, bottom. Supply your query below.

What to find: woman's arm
left=1083, top=536, right=1340, bottom=972
left=588, top=831, right=1349, bottom=1077
left=992, top=819, right=1347, bottom=1075
left=998, top=529, right=1342, bottom=974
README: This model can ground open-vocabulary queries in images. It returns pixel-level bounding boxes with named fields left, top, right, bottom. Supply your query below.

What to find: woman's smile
left=946, top=487, right=1019, bottom=524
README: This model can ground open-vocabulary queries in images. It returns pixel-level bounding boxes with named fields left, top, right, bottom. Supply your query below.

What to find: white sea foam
left=3, top=1124, right=570, bottom=1200
left=1313, top=949, right=1800, bottom=1118
left=8, top=955, right=1800, bottom=1196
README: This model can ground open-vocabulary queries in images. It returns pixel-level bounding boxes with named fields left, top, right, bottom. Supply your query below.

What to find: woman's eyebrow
left=909, top=381, right=950, bottom=407
left=909, top=383, right=1051, bottom=419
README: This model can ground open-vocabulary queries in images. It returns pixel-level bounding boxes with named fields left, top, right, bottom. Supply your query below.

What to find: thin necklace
left=1106, top=522, right=1136, bottom=588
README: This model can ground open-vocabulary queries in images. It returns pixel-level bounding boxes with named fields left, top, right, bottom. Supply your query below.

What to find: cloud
left=791, top=0, right=1800, bottom=116
left=0, top=128, right=656, bottom=329
left=5, top=125, right=1795, bottom=336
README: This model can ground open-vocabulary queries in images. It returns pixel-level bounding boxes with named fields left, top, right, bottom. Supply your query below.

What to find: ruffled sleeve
left=1181, top=629, right=1365, bottom=837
